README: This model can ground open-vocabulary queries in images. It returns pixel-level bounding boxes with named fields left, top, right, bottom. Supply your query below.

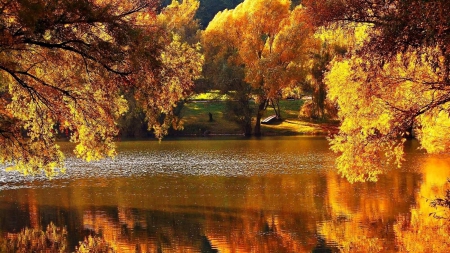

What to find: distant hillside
left=196, top=0, right=244, bottom=28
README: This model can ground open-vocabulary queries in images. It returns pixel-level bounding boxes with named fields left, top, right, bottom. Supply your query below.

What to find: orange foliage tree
left=202, top=0, right=317, bottom=136
left=0, top=0, right=202, bottom=176
left=138, top=0, right=203, bottom=138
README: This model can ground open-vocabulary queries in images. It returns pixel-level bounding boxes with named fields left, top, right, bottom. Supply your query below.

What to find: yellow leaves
left=203, top=0, right=317, bottom=99
left=326, top=48, right=450, bottom=182
left=0, top=0, right=175, bottom=177
left=353, top=24, right=371, bottom=46
left=244, top=0, right=290, bottom=36
left=90, top=24, right=114, bottom=43
left=157, top=0, right=201, bottom=44
left=136, top=1, right=203, bottom=140
left=3, top=140, right=66, bottom=178
left=158, top=0, right=199, bottom=30
left=314, top=22, right=372, bottom=73
left=418, top=107, right=450, bottom=154
left=0, top=44, right=127, bottom=175
left=43, top=30, right=52, bottom=40
left=156, top=32, right=203, bottom=106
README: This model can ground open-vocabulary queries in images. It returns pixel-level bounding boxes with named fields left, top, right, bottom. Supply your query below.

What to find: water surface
left=0, top=137, right=449, bottom=252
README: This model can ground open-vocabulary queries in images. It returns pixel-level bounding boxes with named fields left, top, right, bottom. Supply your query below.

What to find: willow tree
left=203, top=0, right=317, bottom=136
left=0, top=0, right=201, bottom=176
left=138, top=0, right=203, bottom=138
left=299, top=26, right=353, bottom=120
left=303, top=0, right=450, bottom=182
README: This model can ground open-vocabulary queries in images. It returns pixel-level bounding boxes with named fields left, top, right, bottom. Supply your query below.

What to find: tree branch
left=22, top=39, right=132, bottom=76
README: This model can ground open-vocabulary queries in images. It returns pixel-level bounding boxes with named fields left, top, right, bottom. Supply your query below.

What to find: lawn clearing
left=179, top=99, right=337, bottom=136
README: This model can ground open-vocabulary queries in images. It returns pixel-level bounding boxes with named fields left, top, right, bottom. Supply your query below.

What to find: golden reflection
left=5, top=139, right=450, bottom=252
left=394, top=157, right=450, bottom=253
left=204, top=212, right=313, bottom=253
left=0, top=223, right=67, bottom=252
left=79, top=201, right=318, bottom=252
left=317, top=169, right=419, bottom=252
left=82, top=210, right=155, bottom=253
left=200, top=174, right=326, bottom=252
left=26, top=187, right=40, bottom=229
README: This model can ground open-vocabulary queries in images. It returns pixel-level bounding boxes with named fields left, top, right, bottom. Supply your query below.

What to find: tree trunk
left=244, top=122, right=252, bottom=136
left=254, top=99, right=267, bottom=136
left=271, top=99, right=281, bottom=119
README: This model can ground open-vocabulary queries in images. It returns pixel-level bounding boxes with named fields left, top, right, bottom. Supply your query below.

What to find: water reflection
left=393, top=156, right=450, bottom=253
left=0, top=223, right=68, bottom=252
left=0, top=137, right=449, bottom=252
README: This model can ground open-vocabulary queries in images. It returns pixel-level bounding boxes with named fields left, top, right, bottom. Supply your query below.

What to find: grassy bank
left=177, top=99, right=338, bottom=136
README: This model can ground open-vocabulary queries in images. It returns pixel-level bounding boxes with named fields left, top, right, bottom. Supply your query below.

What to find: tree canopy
left=203, top=0, right=317, bottom=135
left=303, top=0, right=450, bottom=182
left=0, top=0, right=202, bottom=176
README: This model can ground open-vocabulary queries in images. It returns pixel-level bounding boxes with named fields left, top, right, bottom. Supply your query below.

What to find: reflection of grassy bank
left=178, top=99, right=338, bottom=136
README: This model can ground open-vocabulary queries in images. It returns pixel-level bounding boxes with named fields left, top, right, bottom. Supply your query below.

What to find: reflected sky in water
left=0, top=137, right=449, bottom=252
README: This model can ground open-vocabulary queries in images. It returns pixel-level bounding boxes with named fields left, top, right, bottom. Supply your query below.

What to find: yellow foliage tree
left=0, top=0, right=202, bottom=176
left=138, top=0, right=203, bottom=138
left=203, top=0, right=317, bottom=135
left=326, top=48, right=449, bottom=182
left=303, top=0, right=450, bottom=182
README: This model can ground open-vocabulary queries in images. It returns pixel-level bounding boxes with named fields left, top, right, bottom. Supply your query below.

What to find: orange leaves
left=203, top=0, right=317, bottom=99
left=135, top=0, right=203, bottom=140
left=0, top=0, right=162, bottom=176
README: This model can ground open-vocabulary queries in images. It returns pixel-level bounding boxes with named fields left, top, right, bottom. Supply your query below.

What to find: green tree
left=299, top=26, right=350, bottom=120
left=202, top=56, right=254, bottom=135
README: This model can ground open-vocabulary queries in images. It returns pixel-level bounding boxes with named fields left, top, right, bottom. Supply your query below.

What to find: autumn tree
left=299, top=26, right=351, bottom=120
left=203, top=0, right=317, bottom=136
left=303, top=0, right=450, bottom=182
left=134, top=0, right=203, bottom=138
left=0, top=0, right=201, bottom=176
left=202, top=55, right=254, bottom=135
left=200, top=8, right=253, bottom=135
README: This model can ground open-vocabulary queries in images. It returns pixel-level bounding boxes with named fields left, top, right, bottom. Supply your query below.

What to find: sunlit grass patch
left=180, top=101, right=241, bottom=135
left=179, top=99, right=337, bottom=136
left=261, top=119, right=338, bottom=135
left=189, top=90, right=229, bottom=101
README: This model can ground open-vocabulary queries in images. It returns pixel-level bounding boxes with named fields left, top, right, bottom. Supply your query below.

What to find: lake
left=0, top=136, right=449, bottom=252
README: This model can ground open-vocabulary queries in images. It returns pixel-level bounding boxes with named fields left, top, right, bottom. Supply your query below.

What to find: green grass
left=265, top=99, right=304, bottom=118
left=179, top=101, right=242, bottom=135
left=178, top=99, right=338, bottom=136
left=188, top=90, right=229, bottom=101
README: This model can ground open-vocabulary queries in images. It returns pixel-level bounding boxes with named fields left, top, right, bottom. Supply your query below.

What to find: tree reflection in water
left=3, top=140, right=450, bottom=252
left=0, top=223, right=67, bottom=252
left=393, top=157, right=450, bottom=253
left=0, top=222, right=116, bottom=253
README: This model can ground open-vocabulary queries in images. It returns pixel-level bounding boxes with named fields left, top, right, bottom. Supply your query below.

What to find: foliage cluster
left=202, top=0, right=317, bottom=135
left=0, top=223, right=67, bottom=252
left=0, top=0, right=202, bottom=175
left=303, top=0, right=450, bottom=182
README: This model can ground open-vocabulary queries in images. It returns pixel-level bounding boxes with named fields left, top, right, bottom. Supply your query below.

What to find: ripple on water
left=0, top=138, right=336, bottom=189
